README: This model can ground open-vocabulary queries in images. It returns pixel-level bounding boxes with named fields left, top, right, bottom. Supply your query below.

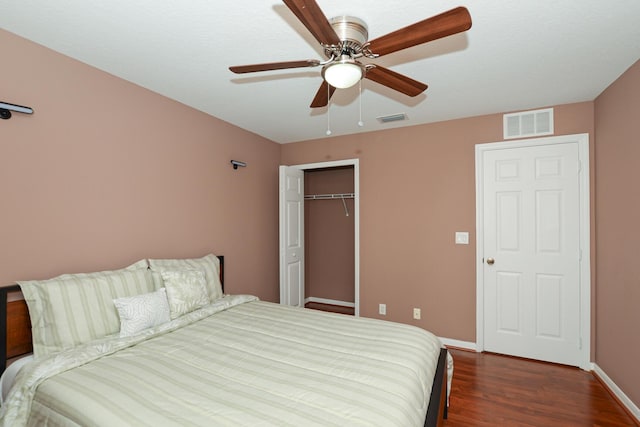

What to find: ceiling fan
left=229, top=0, right=472, bottom=108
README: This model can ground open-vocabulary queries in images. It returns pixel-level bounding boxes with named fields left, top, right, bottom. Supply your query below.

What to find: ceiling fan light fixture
left=230, top=3, right=472, bottom=109
left=322, top=58, right=363, bottom=89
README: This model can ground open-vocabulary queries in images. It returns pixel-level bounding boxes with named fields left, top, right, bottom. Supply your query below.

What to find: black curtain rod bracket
left=0, top=101, right=34, bottom=120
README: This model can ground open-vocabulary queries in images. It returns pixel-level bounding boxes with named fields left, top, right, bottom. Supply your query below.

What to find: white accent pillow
left=161, top=270, right=210, bottom=319
left=113, top=288, right=171, bottom=337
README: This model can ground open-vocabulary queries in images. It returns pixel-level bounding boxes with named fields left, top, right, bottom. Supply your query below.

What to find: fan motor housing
left=325, top=16, right=368, bottom=56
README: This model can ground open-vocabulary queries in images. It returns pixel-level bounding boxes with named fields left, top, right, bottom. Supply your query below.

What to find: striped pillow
left=19, top=268, right=156, bottom=357
left=148, top=254, right=223, bottom=301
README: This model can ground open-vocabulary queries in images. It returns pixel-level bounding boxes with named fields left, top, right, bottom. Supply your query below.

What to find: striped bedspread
left=1, top=296, right=446, bottom=427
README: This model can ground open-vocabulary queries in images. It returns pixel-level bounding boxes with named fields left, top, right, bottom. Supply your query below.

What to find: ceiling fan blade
left=310, top=81, right=337, bottom=108
left=229, top=59, right=320, bottom=74
left=365, top=66, right=428, bottom=97
left=366, top=6, right=472, bottom=57
left=283, top=0, right=341, bottom=46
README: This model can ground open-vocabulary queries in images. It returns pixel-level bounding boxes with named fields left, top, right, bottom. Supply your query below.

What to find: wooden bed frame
left=0, top=255, right=448, bottom=427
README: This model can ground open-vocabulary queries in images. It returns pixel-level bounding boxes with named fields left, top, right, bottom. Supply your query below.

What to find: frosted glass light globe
left=323, top=62, right=362, bottom=89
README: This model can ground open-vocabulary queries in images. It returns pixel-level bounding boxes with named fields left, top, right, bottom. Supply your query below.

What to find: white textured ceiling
left=2, top=1, right=639, bottom=143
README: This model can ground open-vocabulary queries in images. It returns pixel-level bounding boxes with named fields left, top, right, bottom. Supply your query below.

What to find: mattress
left=1, top=295, right=446, bottom=427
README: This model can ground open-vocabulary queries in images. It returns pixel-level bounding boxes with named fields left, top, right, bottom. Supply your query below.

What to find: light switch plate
left=455, top=232, right=469, bottom=245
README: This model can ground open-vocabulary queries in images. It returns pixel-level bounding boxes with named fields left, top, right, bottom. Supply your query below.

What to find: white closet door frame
left=475, top=134, right=591, bottom=370
left=288, top=158, right=360, bottom=317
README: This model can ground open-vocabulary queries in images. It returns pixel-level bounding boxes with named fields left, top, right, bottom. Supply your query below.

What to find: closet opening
left=279, top=158, right=360, bottom=316
left=304, top=166, right=355, bottom=315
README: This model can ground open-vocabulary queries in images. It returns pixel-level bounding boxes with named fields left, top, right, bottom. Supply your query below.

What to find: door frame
left=475, top=134, right=591, bottom=369
left=287, top=158, right=360, bottom=316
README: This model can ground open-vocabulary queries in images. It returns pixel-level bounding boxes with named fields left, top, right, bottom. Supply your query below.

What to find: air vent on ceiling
left=377, top=113, right=407, bottom=124
left=503, top=108, right=554, bottom=139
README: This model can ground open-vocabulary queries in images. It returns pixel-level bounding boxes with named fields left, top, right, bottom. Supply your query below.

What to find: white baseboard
left=592, top=363, right=640, bottom=423
left=438, top=337, right=478, bottom=352
left=304, top=297, right=355, bottom=308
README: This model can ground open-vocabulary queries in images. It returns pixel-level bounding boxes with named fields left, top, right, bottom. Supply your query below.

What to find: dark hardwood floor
left=445, top=348, right=638, bottom=426
left=304, top=301, right=354, bottom=315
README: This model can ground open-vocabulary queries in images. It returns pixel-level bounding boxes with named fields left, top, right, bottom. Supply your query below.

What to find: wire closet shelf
left=304, top=193, right=354, bottom=216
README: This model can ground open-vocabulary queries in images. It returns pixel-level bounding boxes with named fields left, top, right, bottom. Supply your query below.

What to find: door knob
left=486, top=257, right=495, bottom=265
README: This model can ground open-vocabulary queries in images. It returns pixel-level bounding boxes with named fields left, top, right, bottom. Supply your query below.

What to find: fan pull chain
left=358, top=80, right=364, bottom=127
left=326, top=83, right=332, bottom=136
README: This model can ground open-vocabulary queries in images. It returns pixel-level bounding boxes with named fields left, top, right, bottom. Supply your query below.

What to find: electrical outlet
left=413, top=308, right=421, bottom=320
left=379, top=304, right=386, bottom=316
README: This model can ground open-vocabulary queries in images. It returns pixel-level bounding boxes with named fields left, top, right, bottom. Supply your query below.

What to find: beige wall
left=0, top=30, right=280, bottom=302
left=304, top=167, right=355, bottom=303
left=594, top=60, right=640, bottom=406
left=282, top=102, right=595, bottom=341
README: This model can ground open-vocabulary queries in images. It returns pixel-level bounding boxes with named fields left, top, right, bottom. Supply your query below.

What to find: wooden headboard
left=0, top=284, right=31, bottom=369
left=0, top=256, right=224, bottom=376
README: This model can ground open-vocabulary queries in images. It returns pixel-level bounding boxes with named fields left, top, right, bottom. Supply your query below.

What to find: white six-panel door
left=279, top=166, right=305, bottom=307
left=477, top=135, right=590, bottom=369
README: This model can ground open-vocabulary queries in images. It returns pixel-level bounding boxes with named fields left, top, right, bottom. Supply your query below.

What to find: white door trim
left=475, top=134, right=591, bottom=370
left=289, top=158, right=360, bottom=317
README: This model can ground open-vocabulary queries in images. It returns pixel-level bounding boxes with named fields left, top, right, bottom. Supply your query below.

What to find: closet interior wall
left=304, top=167, right=355, bottom=305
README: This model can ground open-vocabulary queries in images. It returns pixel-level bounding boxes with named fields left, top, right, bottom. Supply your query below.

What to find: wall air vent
left=503, top=108, right=554, bottom=139
left=377, top=113, right=407, bottom=124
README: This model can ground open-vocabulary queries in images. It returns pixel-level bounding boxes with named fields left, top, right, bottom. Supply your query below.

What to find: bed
left=0, top=255, right=451, bottom=427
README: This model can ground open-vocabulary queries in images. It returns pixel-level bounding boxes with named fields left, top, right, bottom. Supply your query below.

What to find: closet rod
left=304, top=193, right=355, bottom=200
